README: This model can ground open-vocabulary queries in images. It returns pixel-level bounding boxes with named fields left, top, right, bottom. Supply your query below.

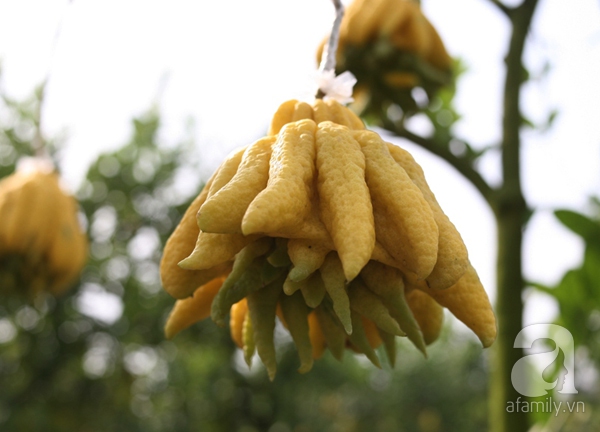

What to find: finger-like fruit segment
left=268, top=188, right=332, bottom=242
left=206, top=147, right=246, bottom=199
left=299, top=271, right=327, bottom=308
left=313, top=99, right=365, bottom=130
left=354, top=130, right=438, bottom=279
left=230, top=298, right=248, bottom=348
left=164, top=276, right=225, bottom=339
left=405, top=288, right=444, bottom=346
left=243, top=119, right=317, bottom=236
left=316, top=302, right=347, bottom=361
left=178, top=232, right=258, bottom=271
left=268, top=100, right=298, bottom=136
left=378, top=328, right=397, bottom=367
left=348, top=279, right=405, bottom=337
left=161, top=173, right=227, bottom=299
left=387, top=143, right=469, bottom=289
left=288, top=238, right=330, bottom=282
left=291, top=101, right=314, bottom=123
left=325, top=99, right=365, bottom=130
left=198, top=137, right=275, bottom=234
left=280, top=291, right=314, bottom=373
left=242, top=312, right=256, bottom=367
left=247, top=276, right=285, bottom=381
left=360, top=261, right=426, bottom=355
left=266, top=238, right=291, bottom=268
left=320, top=252, right=352, bottom=334
left=347, top=312, right=381, bottom=368
left=418, top=264, right=497, bottom=348
left=211, top=239, right=273, bottom=326
left=308, top=311, right=327, bottom=359
left=316, top=122, right=375, bottom=281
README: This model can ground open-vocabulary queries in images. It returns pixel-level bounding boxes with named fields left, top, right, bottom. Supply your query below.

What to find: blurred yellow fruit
left=0, top=161, right=88, bottom=298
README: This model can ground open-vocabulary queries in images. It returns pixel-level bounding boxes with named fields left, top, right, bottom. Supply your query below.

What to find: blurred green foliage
left=532, top=206, right=600, bottom=361
left=525, top=205, right=600, bottom=430
left=0, top=82, right=493, bottom=432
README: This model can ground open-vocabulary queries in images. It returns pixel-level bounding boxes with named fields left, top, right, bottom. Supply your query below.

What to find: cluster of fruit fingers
left=159, top=99, right=496, bottom=379
left=179, top=99, right=469, bottom=291
left=0, top=169, right=88, bottom=297
left=164, top=236, right=495, bottom=380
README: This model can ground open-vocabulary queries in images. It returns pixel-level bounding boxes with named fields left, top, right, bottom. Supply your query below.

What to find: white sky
left=1, top=0, right=600, bottom=327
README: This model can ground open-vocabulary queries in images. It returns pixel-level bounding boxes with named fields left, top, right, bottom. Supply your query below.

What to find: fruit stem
left=319, top=0, right=344, bottom=74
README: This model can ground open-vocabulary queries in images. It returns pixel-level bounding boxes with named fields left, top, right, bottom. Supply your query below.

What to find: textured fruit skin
left=160, top=97, right=495, bottom=378
left=354, top=130, right=438, bottom=280
left=198, top=137, right=275, bottom=234
left=280, top=290, right=313, bottom=373
left=315, top=122, right=374, bottom=281
left=405, top=289, right=444, bottom=345
left=268, top=99, right=364, bottom=136
left=243, top=119, right=317, bottom=236
left=386, top=142, right=469, bottom=289
left=415, top=263, right=497, bottom=348
left=164, top=276, right=226, bottom=339
left=160, top=170, right=233, bottom=299
left=360, top=260, right=426, bottom=354
left=0, top=167, right=88, bottom=298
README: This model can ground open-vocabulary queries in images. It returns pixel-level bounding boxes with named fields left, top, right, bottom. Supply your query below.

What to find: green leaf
left=554, top=209, right=600, bottom=241
left=582, top=245, right=600, bottom=304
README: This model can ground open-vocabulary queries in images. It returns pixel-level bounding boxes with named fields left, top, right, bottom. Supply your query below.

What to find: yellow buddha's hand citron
left=316, top=121, right=375, bottom=281
left=160, top=96, right=495, bottom=379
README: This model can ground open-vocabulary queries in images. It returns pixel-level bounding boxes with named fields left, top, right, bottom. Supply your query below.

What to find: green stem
left=381, top=1, right=539, bottom=430
left=489, top=1, right=539, bottom=431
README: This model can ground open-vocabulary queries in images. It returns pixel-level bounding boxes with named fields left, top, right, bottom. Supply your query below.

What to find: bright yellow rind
left=316, top=122, right=375, bottom=281
left=243, top=119, right=317, bottom=236
left=387, top=142, right=469, bottom=289
left=354, top=130, right=438, bottom=279
left=164, top=276, right=226, bottom=339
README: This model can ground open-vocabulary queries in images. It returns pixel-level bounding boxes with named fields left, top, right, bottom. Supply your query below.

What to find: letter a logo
left=511, top=324, right=578, bottom=397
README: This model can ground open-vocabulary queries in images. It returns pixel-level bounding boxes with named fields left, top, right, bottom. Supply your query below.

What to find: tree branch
left=381, top=118, right=495, bottom=205
left=487, top=0, right=512, bottom=17
left=489, top=0, right=540, bottom=431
